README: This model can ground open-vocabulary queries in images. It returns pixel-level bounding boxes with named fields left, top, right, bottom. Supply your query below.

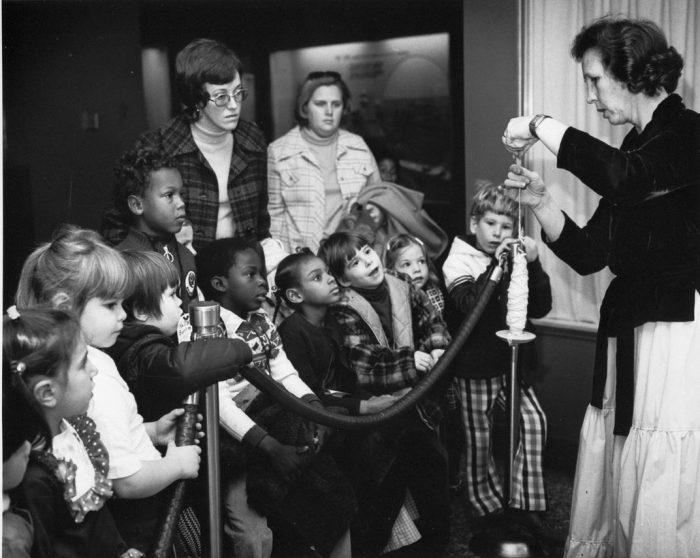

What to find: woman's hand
left=502, top=116, right=538, bottom=156
left=504, top=164, right=565, bottom=242
left=504, top=165, right=547, bottom=209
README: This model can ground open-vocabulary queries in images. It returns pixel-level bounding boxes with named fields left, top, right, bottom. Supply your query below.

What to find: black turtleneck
left=353, top=280, right=394, bottom=341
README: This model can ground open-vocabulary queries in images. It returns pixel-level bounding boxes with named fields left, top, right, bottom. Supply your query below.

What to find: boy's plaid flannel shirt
left=330, top=273, right=451, bottom=428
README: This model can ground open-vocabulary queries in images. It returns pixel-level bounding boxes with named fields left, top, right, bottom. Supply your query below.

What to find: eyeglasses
left=306, top=71, right=341, bottom=81
left=208, top=88, right=248, bottom=107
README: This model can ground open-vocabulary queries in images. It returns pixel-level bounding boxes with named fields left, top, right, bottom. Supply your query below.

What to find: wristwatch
left=529, top=114, right=551, bottom=139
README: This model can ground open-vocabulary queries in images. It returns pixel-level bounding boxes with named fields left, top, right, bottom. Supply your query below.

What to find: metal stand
left=496, top=329, right=535, bottom=506
left=190, top=301, right=224, bottom=558
left=470, top=329, right=542, bottom=558
left=204, top=384, right=222, bottom=558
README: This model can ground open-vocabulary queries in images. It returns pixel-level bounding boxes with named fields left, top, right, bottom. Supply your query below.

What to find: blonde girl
left=384, top=233, right=467, bottom=492
left=14, top=225, right=201, bottom=553
left=384, top=234, right=445, bottom=315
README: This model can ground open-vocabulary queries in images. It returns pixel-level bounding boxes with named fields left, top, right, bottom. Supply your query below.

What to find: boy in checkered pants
left=442, top=182, right=557, bottom=549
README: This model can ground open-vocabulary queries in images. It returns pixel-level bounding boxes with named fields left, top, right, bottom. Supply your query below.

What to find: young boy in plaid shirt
left=442, top=182, right=556, bottom=551
left=319, top=231, right=451, bottom=555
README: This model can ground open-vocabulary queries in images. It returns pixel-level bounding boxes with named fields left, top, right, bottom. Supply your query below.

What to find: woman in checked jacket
left=268, top=71, right=380, bottom=254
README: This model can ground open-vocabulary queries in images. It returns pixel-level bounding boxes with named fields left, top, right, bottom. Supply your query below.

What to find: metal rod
left=505, top=342, right=521, bottom=505
left=205, top=384, right=221, bottom=558
left=497, top=329, right=534, bottom=506
left=189, top=301, right=225, bottom=558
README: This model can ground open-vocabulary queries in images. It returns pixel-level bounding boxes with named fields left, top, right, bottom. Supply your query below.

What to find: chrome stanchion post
left=487, top=329, right=536, bottom=558
left=470, top=241, right=541, bottom=558
left=190, top=301, right=224, bottom=558
left=496, top=330, right=535, bottom=505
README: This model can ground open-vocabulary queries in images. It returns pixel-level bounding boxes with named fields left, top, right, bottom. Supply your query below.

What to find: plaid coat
left=330, top=273, right=451, bottom=428
left=268, top=126, right=380, bottom=253
left=102, top=115, right=270, bottom=252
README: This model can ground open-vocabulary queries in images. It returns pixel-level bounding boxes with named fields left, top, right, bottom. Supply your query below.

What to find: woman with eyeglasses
left=268, top=71, right=380, bottom=254
left=102, top=38, right=270, bottom=254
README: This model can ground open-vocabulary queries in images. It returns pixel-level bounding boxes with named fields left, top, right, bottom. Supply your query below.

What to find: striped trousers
left=456, top=375, right=547, bottom=517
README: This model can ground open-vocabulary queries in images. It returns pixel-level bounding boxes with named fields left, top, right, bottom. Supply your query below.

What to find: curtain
left=521, top=0, right=700, bottom=326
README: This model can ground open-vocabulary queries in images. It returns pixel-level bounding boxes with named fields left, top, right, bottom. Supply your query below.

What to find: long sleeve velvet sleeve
left=544, top=207, right=611, bottom=277
left=557, top=116, right=700, bottom=205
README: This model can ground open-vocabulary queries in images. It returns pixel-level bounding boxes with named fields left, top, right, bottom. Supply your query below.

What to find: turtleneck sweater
left=353, top=280, right=394, bottom=341
left=300, top=127, right=343, bottom=237
left=191, top=121, right=235, bottom=238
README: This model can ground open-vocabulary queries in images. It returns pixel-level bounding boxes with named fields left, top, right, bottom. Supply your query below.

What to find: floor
left=385, top=447, right=576, bottom=558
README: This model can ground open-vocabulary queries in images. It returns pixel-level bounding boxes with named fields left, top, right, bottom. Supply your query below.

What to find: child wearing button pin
left=111, top=146, right=199, bottom=314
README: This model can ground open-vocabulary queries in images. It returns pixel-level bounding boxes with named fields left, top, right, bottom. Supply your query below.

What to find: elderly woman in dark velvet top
left=502, top=16, right=700, bottom=558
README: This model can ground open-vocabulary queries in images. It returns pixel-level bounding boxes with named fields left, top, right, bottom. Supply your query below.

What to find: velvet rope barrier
left=151, top=395, right=199, bottom=558
left=152, top=260, right=503, bottom=556
left=240, top=259, right=504, bottom=430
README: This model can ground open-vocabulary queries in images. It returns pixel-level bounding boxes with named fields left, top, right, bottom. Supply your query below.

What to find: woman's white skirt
left=564, top=292, right=700, bottom=558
